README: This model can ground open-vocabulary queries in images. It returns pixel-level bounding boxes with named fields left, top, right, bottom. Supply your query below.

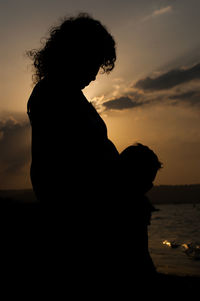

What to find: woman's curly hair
left=27, top=13, right=116, bottom=83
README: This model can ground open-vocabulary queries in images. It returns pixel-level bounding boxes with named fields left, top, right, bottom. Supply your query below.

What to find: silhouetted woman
left=26, top=13, right=158, bottom=293
left=27, top=13, right=119, bottom=208
left=27, top=16, right=121, bottom=290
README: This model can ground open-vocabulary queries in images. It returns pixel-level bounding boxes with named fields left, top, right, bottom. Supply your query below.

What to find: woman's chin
left=80, top=81, right=91, bottom=89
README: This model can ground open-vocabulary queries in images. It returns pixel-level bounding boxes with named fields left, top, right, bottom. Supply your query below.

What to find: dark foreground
left=1, top=201, right=199, bottom=297
left=153, top=273, right=200, bottom=295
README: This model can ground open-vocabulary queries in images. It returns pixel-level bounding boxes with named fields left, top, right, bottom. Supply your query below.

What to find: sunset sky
left=1, top=0, right=200, bottom=189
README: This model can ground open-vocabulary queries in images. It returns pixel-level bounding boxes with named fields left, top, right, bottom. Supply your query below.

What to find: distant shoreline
left=148, top=184, right=200, bottom=204
left=0, top=184, right=200, bottom=205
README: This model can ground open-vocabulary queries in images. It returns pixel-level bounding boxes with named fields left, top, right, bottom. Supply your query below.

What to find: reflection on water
left=163, top=240, right=180, bottom=248
left=162, top=240, right=200, bottom=260
left=148, top=204, right=200, bottom=276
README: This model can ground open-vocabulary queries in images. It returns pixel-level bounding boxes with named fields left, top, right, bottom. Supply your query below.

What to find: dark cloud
left=103, top=96, right=141, bottom=110
left=0, top=116, right=31, bottom=189
left=101, top=63, right=200, bottom=111
left=169, top=90, right=200, bottom=106
left=102, top=90, right=151, bottom=111
left=134, top=63, right=200, bottom=91
left=102, top=91, right=166, bottom=111
left=169, top=91, right=197, bottom=100
left=102, top=88, right=200, bottom=112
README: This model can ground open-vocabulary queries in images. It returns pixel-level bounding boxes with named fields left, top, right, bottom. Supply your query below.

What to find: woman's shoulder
left=27, top=78, right=86, bottom=126
left=28, top=78, right=80, bottom=109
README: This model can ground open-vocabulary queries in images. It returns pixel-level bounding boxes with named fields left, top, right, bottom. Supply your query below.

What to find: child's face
left=133, top=169, right=156, bottom=193
left=140, top=181, right=153, bottom=194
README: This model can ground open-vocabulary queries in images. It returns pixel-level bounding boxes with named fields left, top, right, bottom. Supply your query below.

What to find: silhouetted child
left=119, top=143, right=162, bottom=275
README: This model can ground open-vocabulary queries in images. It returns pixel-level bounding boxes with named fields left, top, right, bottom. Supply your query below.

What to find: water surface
left=148, top=204, right=200, bottom=276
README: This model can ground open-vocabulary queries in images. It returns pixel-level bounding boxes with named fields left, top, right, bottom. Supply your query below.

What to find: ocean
left=148, top=204, right=200, bottom=276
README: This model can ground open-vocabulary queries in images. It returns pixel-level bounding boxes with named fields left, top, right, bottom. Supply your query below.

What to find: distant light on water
left=163, top=240, right=171, bottom=247
left=149, top=204, right=200, bottom=276
left=162, top=240, right=200, bottom=260
left=181, top=243, right=200, bottom=260
left=162, top=240, right=180, bottom=248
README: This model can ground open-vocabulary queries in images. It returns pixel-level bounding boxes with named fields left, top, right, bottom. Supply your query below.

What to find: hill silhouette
left=147, top=184, right=200, bottom=204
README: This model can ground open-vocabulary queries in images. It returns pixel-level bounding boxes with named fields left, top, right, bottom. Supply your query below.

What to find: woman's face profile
left=79, top=62, right=100, bottom=89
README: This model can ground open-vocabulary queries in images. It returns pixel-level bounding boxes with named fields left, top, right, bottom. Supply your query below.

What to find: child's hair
left=120, top=143, right=162, bottom=183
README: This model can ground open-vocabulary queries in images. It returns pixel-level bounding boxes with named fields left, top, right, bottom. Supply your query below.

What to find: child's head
left=120, top=143, right=162, bottom=193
